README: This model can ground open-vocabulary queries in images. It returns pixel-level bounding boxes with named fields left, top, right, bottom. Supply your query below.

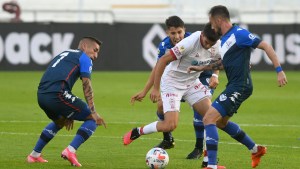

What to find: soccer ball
left=145, top=147, right=169, bottom=169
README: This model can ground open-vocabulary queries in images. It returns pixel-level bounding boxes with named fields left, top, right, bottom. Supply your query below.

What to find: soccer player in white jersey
left=123, top=23, right=226, bottom=169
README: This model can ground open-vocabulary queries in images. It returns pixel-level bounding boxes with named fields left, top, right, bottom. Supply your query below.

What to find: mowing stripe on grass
left=0, top=120, right=299, bottom=128
left=1, top=131, right=299, bottom=149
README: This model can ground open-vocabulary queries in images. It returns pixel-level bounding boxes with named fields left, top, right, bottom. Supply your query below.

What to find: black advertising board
left=0, top=22, right=299, bottom=71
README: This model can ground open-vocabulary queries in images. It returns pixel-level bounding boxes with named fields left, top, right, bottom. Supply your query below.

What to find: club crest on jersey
left=179, top=46, right=185, bottom=52
left=248, top=33, right=256, bottom=40
left=219, top=94, right=227, bottom=101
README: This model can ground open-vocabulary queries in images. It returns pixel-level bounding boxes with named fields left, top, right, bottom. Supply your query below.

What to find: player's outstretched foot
left=251, top=145, right=267, bottom=168
left=203, top=165, right=226, bottom=169
left=27, top=154, right=48, bottom=163
left=123, top=128, right=140, bottom=145
left=186, top=148, right=202, bottom=159
left=155, top=138, right=175, bottom=149
left=61, top=148, right=82, bottom=167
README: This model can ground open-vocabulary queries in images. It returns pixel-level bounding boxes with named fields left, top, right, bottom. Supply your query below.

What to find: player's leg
left=27, top=93, right=63, bottom=163
left=59, top=91, right=97, bottom=167
left=155, top=100, right=175, bottom=149
left=27, top=122, right=61, bottom=163
left=123, top=89, right=182, bottom=146
left=212, top=89, right=266, bottom=168
left=186, top=108, right=205, bottom=159
left=202, top=106, right=223, bottom=169
left=123, top=111, right=179, bottom=145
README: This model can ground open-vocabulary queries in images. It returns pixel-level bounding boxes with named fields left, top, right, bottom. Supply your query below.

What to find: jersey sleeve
left=236, top=29, right=262, bottom=49
left=157, top=41, right=167, bottom=60
left=170, top=33, right=195, bottom=60
left=79, top=53, right=93, bottom=79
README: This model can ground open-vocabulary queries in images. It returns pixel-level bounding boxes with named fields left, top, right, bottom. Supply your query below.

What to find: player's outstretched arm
left=187, top=60, right=223, bottom=73
left=257, top=41, right=288, bottom=87
left=82, top=77, right=106, bottom=127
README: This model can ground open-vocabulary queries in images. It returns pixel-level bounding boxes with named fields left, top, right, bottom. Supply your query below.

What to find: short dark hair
left=209, top=5, right=230, bottom=20
left=82, top=36, right=103, bottom=46
left=202, top=22, right=221, bottom=42
left=165, top=15, right=185, bottom=29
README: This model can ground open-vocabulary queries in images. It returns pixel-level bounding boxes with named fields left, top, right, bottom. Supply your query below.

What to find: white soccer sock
left=30, top=150, right=41, bottom=158
left=68, top=145, right=76, bottom=153
left=250, top=144, right=258, bottom=153
left=139, top=121, right=158, bottom=135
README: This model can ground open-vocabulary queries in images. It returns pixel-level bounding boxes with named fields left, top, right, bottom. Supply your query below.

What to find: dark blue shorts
left=212, top=86, right=252, bottom=117
left=37, top=91, right=91, bottom=121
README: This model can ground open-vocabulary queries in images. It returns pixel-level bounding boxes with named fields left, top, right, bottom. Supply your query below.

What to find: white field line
left=0, top=131, right=299, bottom=149
left=0, top=120, right=300, bottom=128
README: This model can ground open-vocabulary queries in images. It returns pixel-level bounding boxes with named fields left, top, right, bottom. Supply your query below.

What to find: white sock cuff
left=67, top=145, right=76, bottom=153
left=30, top=150, right=41, bottom=158
left=250, top=144, right=258, bottom=153
left=142, top=121, right=158, bottom=135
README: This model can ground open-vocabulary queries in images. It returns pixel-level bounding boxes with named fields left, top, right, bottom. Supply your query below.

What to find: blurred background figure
left=2, top=0, right=21, bottom=22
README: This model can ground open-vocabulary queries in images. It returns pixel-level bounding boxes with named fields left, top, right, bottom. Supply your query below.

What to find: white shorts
left=161, top=79, right=211, bottom=113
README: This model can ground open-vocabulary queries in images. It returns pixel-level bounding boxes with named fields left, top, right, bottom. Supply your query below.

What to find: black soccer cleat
left=201, top=161, right=208, bottom=168
left=155, top=138, right=175, bottom=149
left=186, top=148, right=203, bottom=159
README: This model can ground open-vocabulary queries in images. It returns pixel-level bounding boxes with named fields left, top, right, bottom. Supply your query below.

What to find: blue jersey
left=38, top=49, right=93, bottom=93
left=220, top=25, right=261, bottom=89
left=157, top=32, right=212, bottom=79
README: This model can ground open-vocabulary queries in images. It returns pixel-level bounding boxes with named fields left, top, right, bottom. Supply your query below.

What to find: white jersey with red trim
left=162, top=31, right=221, bottom=89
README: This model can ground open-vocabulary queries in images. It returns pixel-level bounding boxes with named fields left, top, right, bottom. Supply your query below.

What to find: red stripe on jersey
left=66, top=64, right=79, bottom=81
left=169, top=49, right=178, bottom=60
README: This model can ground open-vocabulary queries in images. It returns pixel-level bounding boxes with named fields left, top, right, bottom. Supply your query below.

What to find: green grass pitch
left=0, top=71, right=299, bottom=169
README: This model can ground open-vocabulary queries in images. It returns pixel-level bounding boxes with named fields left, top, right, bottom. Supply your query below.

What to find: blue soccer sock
left=193, top=109, right=204, bottom=149
left=221, top=121, right=255, bottom=150
left=205, top=124, right=218, bottom=165
left=70, top=120, right=97, bottom=150
left=33, top=122, right=61, bottom=153
left=156, top=111, right=164, bottom=121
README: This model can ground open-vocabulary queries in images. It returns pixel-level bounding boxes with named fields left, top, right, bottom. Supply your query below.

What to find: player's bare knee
left=161, top=122, right=177, bottom=132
